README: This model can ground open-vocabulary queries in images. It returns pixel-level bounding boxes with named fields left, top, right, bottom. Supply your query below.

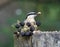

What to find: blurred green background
left=0, top=0, right=60, bottom=47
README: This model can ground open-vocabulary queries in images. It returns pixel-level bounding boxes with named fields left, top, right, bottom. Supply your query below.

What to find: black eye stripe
left=27, top=14, right=36, bottom=16
left=27, top=12, right=36, bottom=16
left=25, top=14, right=36, bottom=19
left=25, top=12, right=37, bottom=19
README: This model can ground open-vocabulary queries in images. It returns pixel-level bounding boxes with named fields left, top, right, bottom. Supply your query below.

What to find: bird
left=24, top=12, right=41, bottom=24
left=24, top=12, right=41, bottom=35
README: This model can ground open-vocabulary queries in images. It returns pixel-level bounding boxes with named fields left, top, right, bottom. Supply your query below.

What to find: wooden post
left=14, top=35, right=33, bottom=47
left=30, top=36, right=33, bottom=47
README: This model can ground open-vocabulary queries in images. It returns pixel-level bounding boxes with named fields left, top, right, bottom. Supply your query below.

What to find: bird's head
left=27, top=11, right=41, bottom=17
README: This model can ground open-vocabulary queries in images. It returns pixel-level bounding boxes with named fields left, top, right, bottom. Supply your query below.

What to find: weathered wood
left=14, top=31, right=60, bottom=47
left=14, top=35, right=33, bottom=47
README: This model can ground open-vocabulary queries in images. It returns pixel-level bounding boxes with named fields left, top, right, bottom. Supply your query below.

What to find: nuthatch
left=24, top=12, right=41, bottom=23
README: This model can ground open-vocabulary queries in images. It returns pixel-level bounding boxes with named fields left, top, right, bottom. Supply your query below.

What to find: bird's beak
left=37, top=12, right=41, bottom=15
